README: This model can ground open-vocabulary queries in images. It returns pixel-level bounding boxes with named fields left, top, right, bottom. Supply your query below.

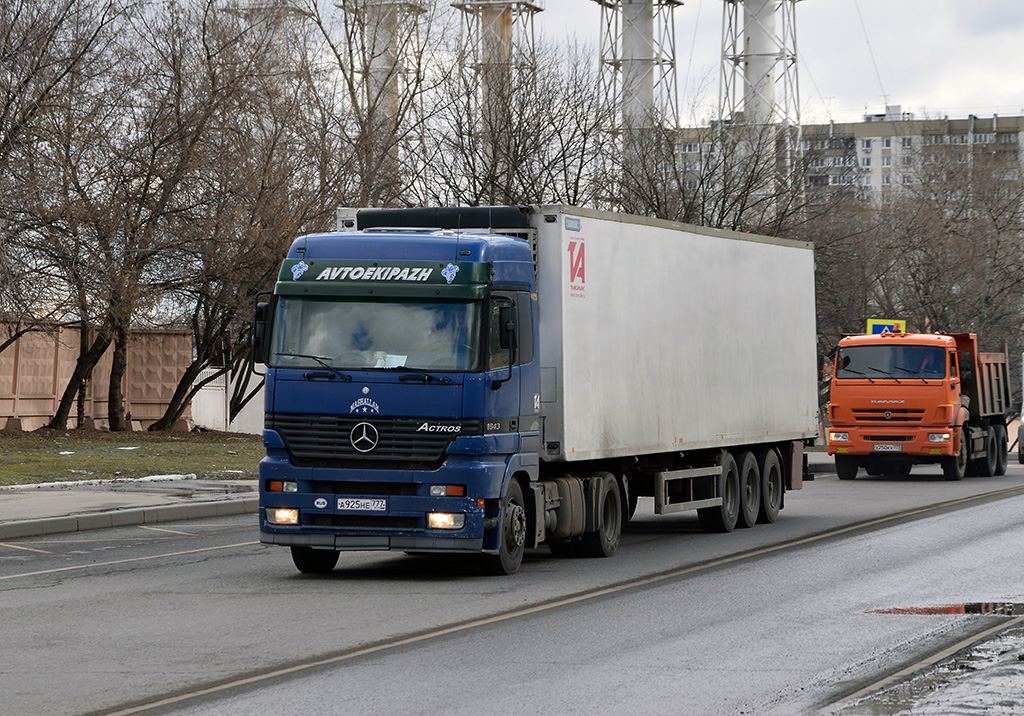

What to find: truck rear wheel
left=994, top=425, right=1008, bottom=476
left=482, top=479, right=527, bottom=575
left=980, top=427, right=998, bottom=477
left=579, top=473, right=622, bottom=558
left=736, top=451, right=761, bottom=528
left=290, top=546, right=340, bottom=574
left=942, top=427, right=968, bottom=481
left=757, top=449, right=783, bottom=524
left=835, top=454, right=858, bottom=480
left=698, top=452, right=740, bottom=533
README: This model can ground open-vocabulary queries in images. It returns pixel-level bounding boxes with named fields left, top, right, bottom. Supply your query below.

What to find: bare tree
left=151, top=9, right=347, bottom=430
left=0, top=0, right=122, bottom=354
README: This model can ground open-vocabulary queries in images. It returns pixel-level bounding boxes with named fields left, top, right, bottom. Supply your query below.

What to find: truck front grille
left=267, top=413, right=483, bottom=469
left=852, top=408, right=926, bottom=423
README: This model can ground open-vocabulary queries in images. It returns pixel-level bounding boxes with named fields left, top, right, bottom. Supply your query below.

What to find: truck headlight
left=266, top=508, right=299, bottom=525
left=427, top=513, right=465, bottom=530
left=929, top=432, right=951, bottom=443
left=830, top=431, right=849, bottom=442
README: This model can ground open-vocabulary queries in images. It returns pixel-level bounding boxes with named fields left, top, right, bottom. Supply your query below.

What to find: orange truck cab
left=827, top=332, right=1011, bottom=481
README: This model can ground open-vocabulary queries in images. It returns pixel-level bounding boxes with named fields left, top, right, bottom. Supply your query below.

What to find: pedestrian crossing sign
left=867, top=319, right=906, bottom=334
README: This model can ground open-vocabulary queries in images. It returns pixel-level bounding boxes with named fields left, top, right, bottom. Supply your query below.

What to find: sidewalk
left=0, top=476, right=258, bottom=540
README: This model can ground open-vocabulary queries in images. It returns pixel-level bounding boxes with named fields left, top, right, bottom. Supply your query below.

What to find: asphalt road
left=2, top=462, right=1023, bottom=716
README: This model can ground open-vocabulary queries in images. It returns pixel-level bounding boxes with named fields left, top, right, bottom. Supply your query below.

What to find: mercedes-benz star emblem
left=350, top=422, right=379, bottom=453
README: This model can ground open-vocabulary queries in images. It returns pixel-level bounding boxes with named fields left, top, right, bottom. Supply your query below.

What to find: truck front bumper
left=258, top=451, right=507, bottom=553
left=827, top=427, right=956, bottom=459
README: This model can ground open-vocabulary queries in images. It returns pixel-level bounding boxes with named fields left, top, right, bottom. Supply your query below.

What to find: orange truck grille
left=851, top=409, right=926, bottom=423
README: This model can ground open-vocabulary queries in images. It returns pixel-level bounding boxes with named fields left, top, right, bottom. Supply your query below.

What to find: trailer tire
left=736, top=451, right=761, bottom=528
left=994, top=425, right=1008, bottom=476
left=580, top=473, right=622, bottom=558
left=942, top=427, right=968, bottom=481
left=290, top=546, right=340, bottom=574
left=698, top=452, right=740, bottom=533
left=482, top=479, right=527, bottom=575
left=757, top=449, right=783, bottom=524
left=835, top=455, right=858, bottom=480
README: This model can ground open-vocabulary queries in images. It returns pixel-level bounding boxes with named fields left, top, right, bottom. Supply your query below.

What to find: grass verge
left=0, top=428, right=263, bottom=486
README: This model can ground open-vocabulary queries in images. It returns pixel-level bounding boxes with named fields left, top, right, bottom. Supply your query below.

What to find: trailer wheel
left=482, top=479, right=527, bottom=575
left=290, top=546, right=340, bottom=574
left=757, top=449, right=783, bottom=524
left=980, top=427, right=998, bottom=477
left=580, top=473, right=622, bottom=558
left=736, top=451, right=761, bottom=528
left=698, top=452, right=740, bottom=533
left=942, top=427, right=967, bottom=481
left=835, top=455, right=858, bottom=480
left=994, top=425, right=1008, bottom=476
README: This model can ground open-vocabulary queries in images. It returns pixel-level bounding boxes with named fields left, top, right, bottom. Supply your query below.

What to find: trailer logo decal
left=350, top=422, right=379, bottom=453
left=442, top=263, right=460, bottom=284
left=350, top=397, right=380, bottom=414
left=567, top=239, right=586, bottom=299
left=291, top=261, right=309, bottom=280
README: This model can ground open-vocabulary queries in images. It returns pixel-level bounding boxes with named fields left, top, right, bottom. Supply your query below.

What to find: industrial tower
left=356, top=1, right=430, bottom=125
left=719, top=0, right=801, bottom=128
left=596, top=0, right=683, bottom=131
left=452, top=0, right=544, bottom=77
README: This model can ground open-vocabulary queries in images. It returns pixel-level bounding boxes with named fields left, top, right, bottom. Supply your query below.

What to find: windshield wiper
left=840, top=367, right=875, bottom=383
left=393, top=367, right=453, bottom=385
left=894, top=365, right=928, bottom=384
left=276, top=353, right=352, bottom=382
left=868, top=366, right=901, bottom=384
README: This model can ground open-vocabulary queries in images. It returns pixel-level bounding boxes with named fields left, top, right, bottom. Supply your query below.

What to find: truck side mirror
left=252, top=294, right=272, bottom=365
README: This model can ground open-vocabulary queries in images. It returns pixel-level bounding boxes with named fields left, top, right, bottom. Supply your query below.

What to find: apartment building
left=801, top=105, right=1024, bottom=203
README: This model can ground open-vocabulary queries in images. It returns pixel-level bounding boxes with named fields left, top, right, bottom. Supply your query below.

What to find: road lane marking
left=0, top=541, right=259, bottom=581
left=0, top=541, right=60, bottom=555
left=138, top=526, right=202, bottom=536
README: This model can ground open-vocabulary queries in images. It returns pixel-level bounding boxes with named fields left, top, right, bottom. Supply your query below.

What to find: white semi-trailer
left=256, top=205, right=819, bottom=574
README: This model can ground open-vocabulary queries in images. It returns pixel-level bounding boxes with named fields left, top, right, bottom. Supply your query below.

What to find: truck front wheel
left=290, top=546, right=340, bottom=574
left=482, top=479, right=527, bottom=575
left=835, top=454, right=858, bottom=480
left=942, top=427, right=968, bottom=481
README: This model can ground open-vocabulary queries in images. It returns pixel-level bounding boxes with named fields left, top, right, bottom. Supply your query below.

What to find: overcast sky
left=535, top=0, right=1024, bottom=124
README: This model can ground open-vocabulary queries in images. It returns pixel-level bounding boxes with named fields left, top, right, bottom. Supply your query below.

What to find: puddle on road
left=835, top=611, right=1024, bottom=716
left=870, top=602, right=1024, bottom=617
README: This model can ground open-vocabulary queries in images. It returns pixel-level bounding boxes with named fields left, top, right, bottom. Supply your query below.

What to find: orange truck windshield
left=836, top=344, right=945, bottom=380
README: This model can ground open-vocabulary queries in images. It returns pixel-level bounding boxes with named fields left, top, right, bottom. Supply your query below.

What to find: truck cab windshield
left=836, top=344, right=945, bottom=380
left=269, top=297, right=482, bottom=372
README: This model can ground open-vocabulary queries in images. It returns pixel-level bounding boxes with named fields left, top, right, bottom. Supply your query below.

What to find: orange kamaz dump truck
left=827, top=332, right=1011, bottom=481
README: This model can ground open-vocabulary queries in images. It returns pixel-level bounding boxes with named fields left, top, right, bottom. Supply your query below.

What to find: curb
left=0, top=496, right=259, bottom=540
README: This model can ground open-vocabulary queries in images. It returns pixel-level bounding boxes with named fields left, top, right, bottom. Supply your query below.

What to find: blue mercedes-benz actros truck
left=254, top=205, right=818, bottom=575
